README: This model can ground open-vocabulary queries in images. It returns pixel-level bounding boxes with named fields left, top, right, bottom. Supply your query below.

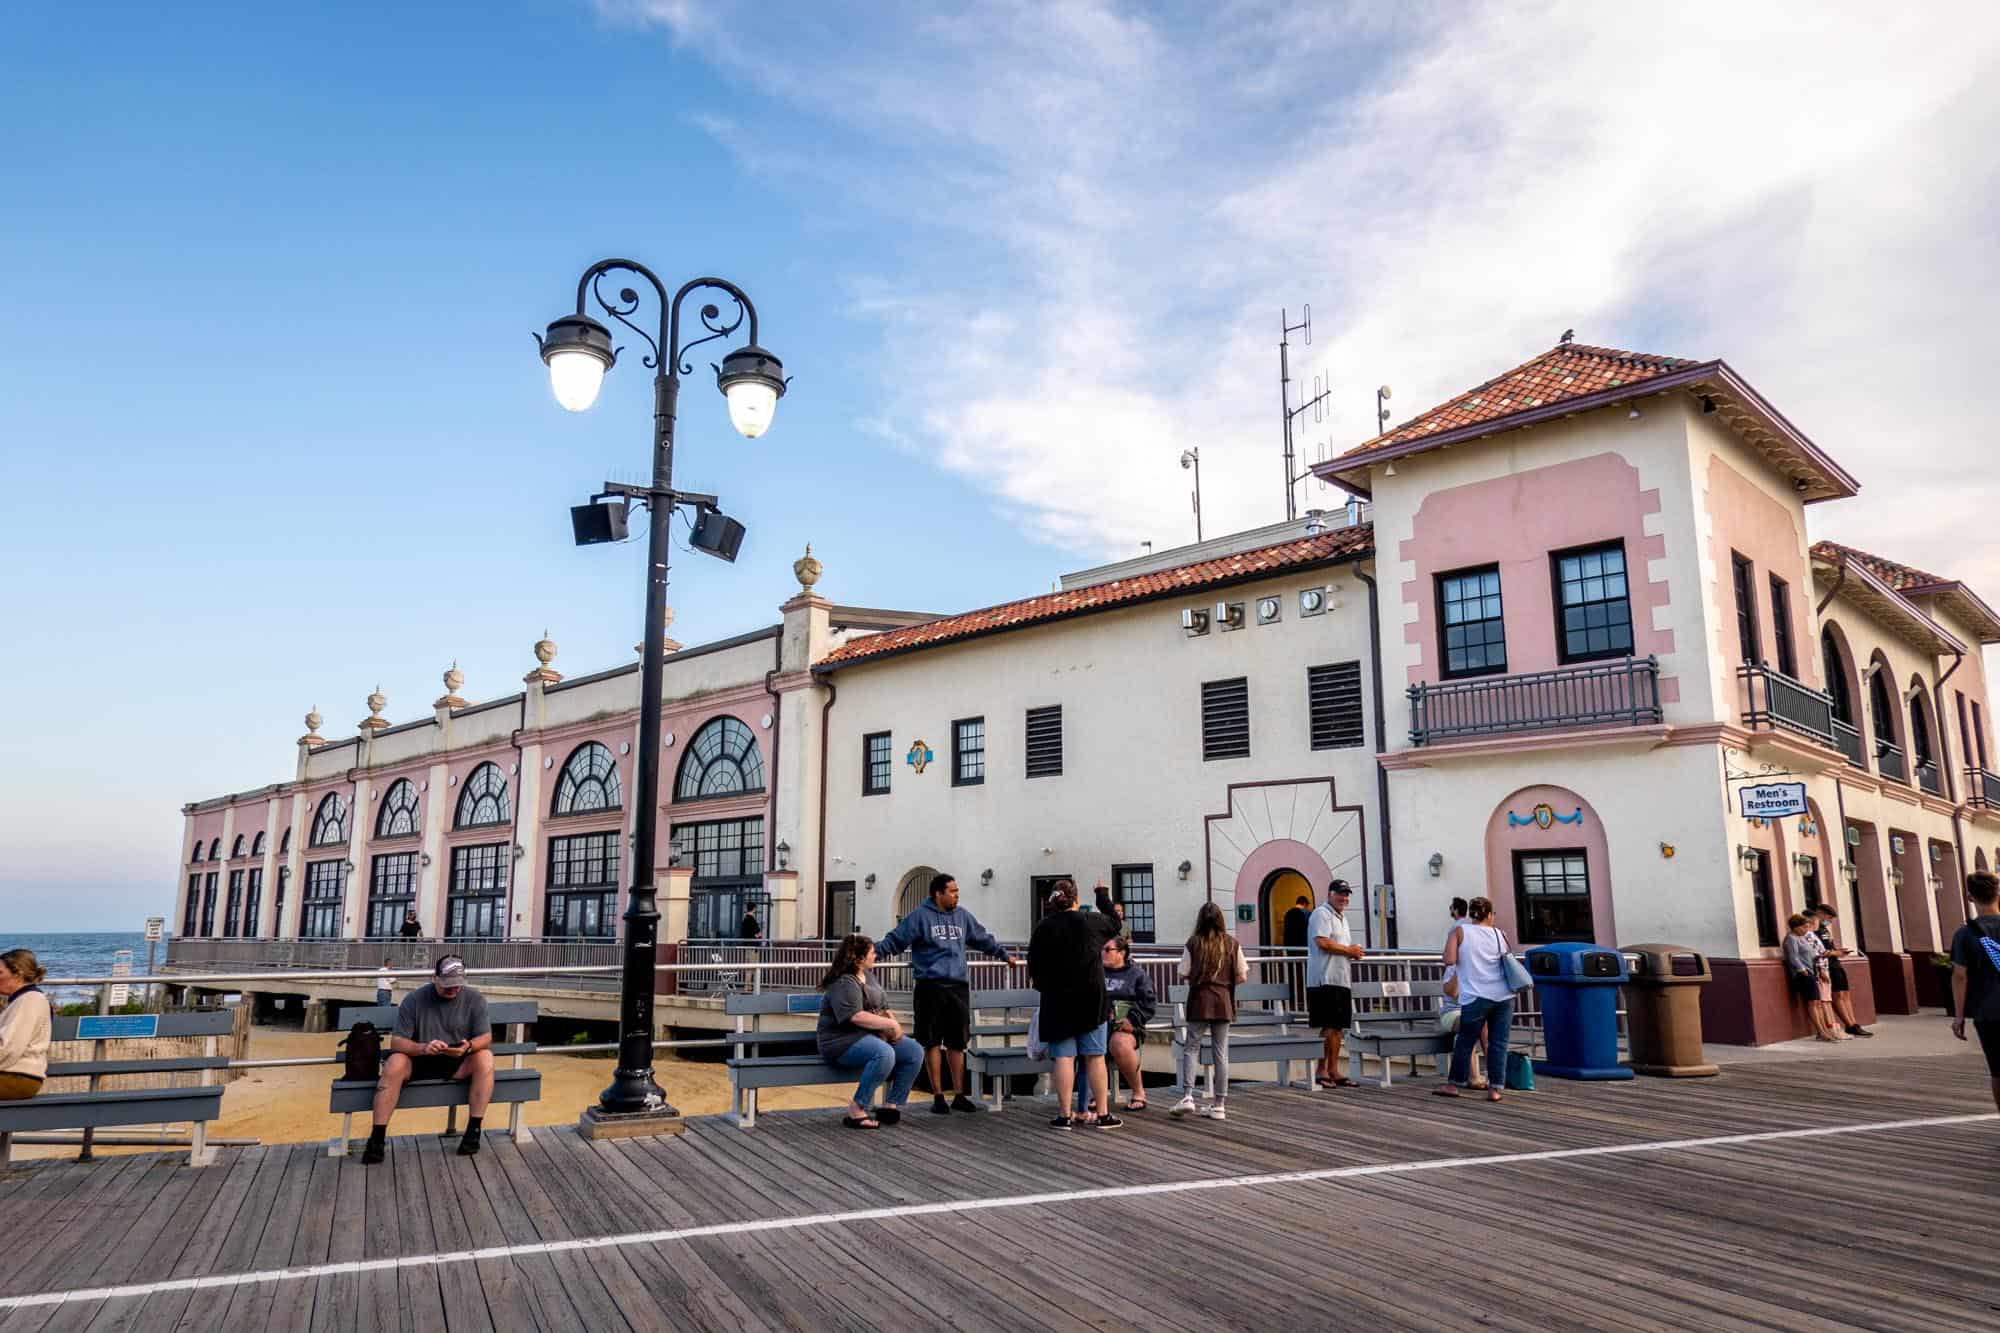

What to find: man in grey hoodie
left=877, top=872, right=1015, bottom=1114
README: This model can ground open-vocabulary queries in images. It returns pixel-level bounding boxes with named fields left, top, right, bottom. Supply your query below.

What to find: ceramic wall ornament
left=1507, top=802, right=1583, bottom=829
left=1660, top=843, right=1676, bottom=859
left=906, top=740, right=934, bottom=773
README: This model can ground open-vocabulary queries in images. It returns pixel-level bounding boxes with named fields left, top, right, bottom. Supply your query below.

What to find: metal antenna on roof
left=1280, top=305, right=1333, bottom=522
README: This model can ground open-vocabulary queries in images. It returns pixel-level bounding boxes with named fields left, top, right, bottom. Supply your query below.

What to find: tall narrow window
left=251, top=831, right=266, bottom=858
left=862, top=732, right=891, bottom=796
left=300, top=860, right=346, bottom=939
left=224, top=870, right=245, bottom=937
left=183, top=875, right=200, bottom=937
left=1552, top=542, right=1633, bottom=663
left=1799, top=856, right=1822, bottom=913
left=1201, top=677, right=1251, bottom=760
left=825, top=881, right=856, bottom=940
left=1025, top=706, right=1063, bottom=778
left=1307, top=662, right=1365, bottom=749
left=1437, top=566, right=1507, bottom=677
left=243, top=868, right=263, bottom=937
left=1976, top=700, right=1990, bottom=770
left=1113, top=864, right=1156, bottom=943
left=366, top=852, right=418, bottom=938
left=1910, top=696, right=1935, bottom=770
left=274, top=868, right=289, bottom=933
left=1749, top=849, right=1779, bottom=948
left=1731, top=554, right=1760, bottom=664
left=1821, top=629, right=1852, bottom=723
left=672, top=817, right=766, bottom=938
left=231, top=835, right=246, bottom=860
left=952, top=717, right=986, bottom=786
left=447, top=843, right=507, bottom=940
left=1512, top=850, right=1594, bottom=944
left=1869, top=669, right=1898, bottom=755
left=199, top=872, right=219, bottom=937
left=1769, top=576, right=1796, bottom=678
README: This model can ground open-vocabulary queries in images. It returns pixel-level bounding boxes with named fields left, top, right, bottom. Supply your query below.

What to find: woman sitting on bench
left=0, top=949, right=50, bottom=1101
left=817, top=934, right=923, bottom=1129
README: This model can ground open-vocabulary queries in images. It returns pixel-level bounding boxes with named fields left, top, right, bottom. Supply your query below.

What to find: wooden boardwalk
left=0, top=1052, right=1995, bottom=1332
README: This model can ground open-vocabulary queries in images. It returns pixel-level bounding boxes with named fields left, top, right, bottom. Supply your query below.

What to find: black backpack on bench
left=338, top=1021, right=382, bottom=1082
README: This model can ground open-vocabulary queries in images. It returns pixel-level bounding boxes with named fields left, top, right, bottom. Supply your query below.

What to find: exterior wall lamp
left=1736, top=845, right=1761, bottom=872
left=864, top=873, right=877, bottom=891
left=775, top=840, right=790, bottom=871
left=1840, top=860, right=1859, bottom=889
left=980, top=868, right=994, bottom=885
left=539, top=257, right=788, bottom=1122
left=1427, top=852, right=1444, bottom=877
left=1177, top=859, right=1193, bottom=880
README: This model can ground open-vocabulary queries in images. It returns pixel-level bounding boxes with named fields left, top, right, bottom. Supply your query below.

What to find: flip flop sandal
left=1331, top=1077, right=1361, bottom=1088
left=843, top=1114, right=880, bottom=1129
left=1432, top=1085, right=1462, bottom=1098
left=1126, top=1099, right=1148, bottom=1112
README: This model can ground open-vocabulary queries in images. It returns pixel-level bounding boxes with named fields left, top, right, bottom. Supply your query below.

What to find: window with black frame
left=1821, top=629, right=1852, bottom=723
left=300, top=860, right=346, bottom=939
left=224, top=870, right=244, bottom=937
left=199, top=871, right=218, bottom=937
left=455, top=763, right=512, bottom=829
left=376, top=779, right=421, bottom=839
left=1552, top=543, right=1633, bottom=663
left=552, top=742, right=622, bottom=816
left=183, top=875, right=200, bottom=937
left=274, top=867, right=288, bottom=931
left=1749, top=849, right=1779, bottom=947
left=1512, top=850, right=1593, bottom=944
left=546, top=831, right=620, bottom=938
left=447, top=843, right=508, bottom=940
left=863, top=731, right=891, bottom=795
left=673, top=817, right=766, bottom=938
left=310, top=792, right=350, bottom=847
left=1731, top=553, right=1760, bottom=664
left=1113, top=864, right=1156, bottom=943
left=366, top=852, right=418, bottom=938
left=244, top=867, right=263, bottom=937
left=674, top=717, right=765, bottom=802
left=1438, top=566, right=1507, bottom=677
left=1769, top=576, right=1797, bottom=678
left=952, top=717, right=986, bottom=786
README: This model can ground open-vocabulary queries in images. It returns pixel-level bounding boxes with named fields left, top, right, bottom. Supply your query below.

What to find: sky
left=3, top=2, right=1999, bottom=931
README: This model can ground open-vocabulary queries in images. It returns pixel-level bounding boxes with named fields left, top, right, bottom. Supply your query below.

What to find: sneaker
left=1169, top=1094, right=1198, bottom=1118
left=456, top=1131, right=481, bottom=1157
left=360, top=1138, right=386, bottom=1165
left=1094, top=1113, right=1125, bottom=1130
left=1201, top=1103, right=1227, bottom=1121
left=1049, top=1116, right=1073, bottom=1131
left=931, top=1094, right=951, bottom=1115
left=1848, top=1026, right=1875, bottom=1037
left=950, top=1094, right=981, bottom=1113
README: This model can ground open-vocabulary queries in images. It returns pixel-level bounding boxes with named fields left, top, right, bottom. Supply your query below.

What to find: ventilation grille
left=1025, top=705, right=1063, bottom=778
left=1202, top=678, right=1250, bottom=760
left=1308, top=661, right=1365, bottom=750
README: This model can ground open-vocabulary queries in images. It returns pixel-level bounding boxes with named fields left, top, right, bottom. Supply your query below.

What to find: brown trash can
left=1623, top=944, right=1720, bottom=1077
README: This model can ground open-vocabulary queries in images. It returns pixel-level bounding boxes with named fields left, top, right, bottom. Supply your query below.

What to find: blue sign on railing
left=77, top=1014, right=160, bottom=1040
left=785, top=994, right=820, bottom=1015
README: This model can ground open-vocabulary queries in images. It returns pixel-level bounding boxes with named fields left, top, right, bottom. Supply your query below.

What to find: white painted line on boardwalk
left=2, top=1111, right=1991, bottom=1311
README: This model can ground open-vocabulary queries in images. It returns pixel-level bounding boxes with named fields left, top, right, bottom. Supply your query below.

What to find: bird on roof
left=1559, top=328, right=1575, bottom=345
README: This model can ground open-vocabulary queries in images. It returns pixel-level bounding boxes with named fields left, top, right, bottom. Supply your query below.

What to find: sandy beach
left=12, top=1023, right=851, bottom=1160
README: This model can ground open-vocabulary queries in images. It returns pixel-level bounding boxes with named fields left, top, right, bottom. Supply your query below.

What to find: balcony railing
left=1737, top=662, right=1837, bottom=749
left=1915, top=761, right=1943, bottom=797
left=1408, top=656, right=1662, bottom=747
left=1876, top=743, right=1907, bottom=784
left=1831, top=718, right=1866, bottom=770
left=1968, top=766, right=2000, bottom=809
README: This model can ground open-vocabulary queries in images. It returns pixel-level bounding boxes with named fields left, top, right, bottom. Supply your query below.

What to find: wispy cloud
left=606, top=1, right=2000, bottom=587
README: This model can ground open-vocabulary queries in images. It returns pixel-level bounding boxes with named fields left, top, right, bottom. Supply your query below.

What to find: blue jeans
left=833, top=1035, right=923, bottom=1109
left=375, top=988, right=393, bottom=1006
left=1449, top=997, right=1514, bottom=1086
left=1046, top=1023, right=1108, bottom=1060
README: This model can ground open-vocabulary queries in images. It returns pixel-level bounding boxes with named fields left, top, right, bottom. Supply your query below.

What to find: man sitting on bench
left=362, top=955, right=493, bottom=1163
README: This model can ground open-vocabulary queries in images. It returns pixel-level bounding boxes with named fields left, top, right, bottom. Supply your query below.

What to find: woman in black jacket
left=1027, top=879, right=1124, bottom=1131
left=1102, top=936, right=1157, bottom=1111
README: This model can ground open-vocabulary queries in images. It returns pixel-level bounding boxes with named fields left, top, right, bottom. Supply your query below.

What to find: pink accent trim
left=1398, top=453, right=1675, bottom=689
left=1703, top=454, right=1819, bottom=694
left=1379, top=723, right=1671, bottom=769
left=1231, top=839, right=1333, bottom=952
left=1481, top=785, right=1616, bottom=945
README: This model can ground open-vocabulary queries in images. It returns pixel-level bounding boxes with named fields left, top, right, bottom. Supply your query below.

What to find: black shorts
left=406, top=1054, right=468, bottom=1083
left=1787, top=971, right=1820, bottom=1003
left=1827, top=956, right=1850, bottom=992
left=1307, top=984, right=1352, bottom=1033
left=1976, top=1021, right=2000, bottom=1078
left=914, top=979, right=971, bottom=1050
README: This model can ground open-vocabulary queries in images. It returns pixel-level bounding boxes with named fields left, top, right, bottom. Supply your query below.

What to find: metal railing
left=1876, top=742, right=1907, bottom=784
left=1915, top=761, right=1943, bottom=797
left=1967, top=766, right=2000, bottom=809
left=164, top=937, right=624, bottom=991
left=1737, top=662, right=1837, bottom=749
left=1409, top=656, right=1662, bottom=747
left=1831, top=718, right=1866, bottom=769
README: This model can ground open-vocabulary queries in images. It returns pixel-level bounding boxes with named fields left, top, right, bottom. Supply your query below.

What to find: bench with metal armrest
left=724, top=991, right=866, bottom=1129
left=0, top=1010, right=234, bottom=1167
left=1344, top=979, right=1456, bottom=1087
left=1166, top=982, right=1325, bottom=1096
left=327, top=1001, right=540, bottom=1157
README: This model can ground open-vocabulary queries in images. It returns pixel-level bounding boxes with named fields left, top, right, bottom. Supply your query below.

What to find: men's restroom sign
left=1737, top=782, right=1807, bottom=820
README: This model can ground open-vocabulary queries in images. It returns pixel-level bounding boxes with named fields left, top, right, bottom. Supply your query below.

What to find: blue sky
left=4, top=2, right=1999, bottom=930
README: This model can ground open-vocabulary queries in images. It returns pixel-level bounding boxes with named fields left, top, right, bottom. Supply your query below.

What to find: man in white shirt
left=1309, top=881, right=1365, bottom=1087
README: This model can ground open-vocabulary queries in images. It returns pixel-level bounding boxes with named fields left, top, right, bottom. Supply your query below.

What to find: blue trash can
left=1526, top=942, right=1633, bottom=1080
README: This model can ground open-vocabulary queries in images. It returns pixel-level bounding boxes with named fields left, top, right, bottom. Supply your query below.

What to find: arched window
left=310, top=792, right=350, bottom=847
left=375, top=779, right=421, bottom=838
left=1868, top=667, right=1899, bottom=756
left=231, top=834, right=246, bottom=859
left=674, top=717, right=766, bottom=802
left=455, top=762, right=512, bottom=829
left=280, top=827, right=292, bottom=856
left=1909, top=690, right=1934, bottom=767
left=190, top=841, right=203, bottom=864
left=251, top=831, right=267, bottom=858
left=552, top=742, right=622, bottom=816
left=207, top=838, right=222, bottom=861
left=1821, top=629, right=1852, bottom=724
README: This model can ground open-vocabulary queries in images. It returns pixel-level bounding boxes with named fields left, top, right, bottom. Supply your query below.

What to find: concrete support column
left=662, top=865, right=695, bottom=944
left=419, top=761, right=450, bottom=935
left=764, top=871, right=801, bottom=940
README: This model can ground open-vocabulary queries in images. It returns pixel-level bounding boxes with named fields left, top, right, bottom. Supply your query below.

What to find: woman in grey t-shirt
left=818, top=934, right=923, bottom=1129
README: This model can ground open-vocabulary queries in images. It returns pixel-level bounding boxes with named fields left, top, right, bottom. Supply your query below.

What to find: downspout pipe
left=763, top=633, right=783, bottom=876
left=1936, top=651, right=1969, bottom=928
left=816, top=677, right=838, bottom=938
left=1354, top=565, right=1395, bottom=950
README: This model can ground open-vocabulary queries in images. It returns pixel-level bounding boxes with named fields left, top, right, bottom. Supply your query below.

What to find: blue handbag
left=1504, top=1050, right=1535, bottom=1091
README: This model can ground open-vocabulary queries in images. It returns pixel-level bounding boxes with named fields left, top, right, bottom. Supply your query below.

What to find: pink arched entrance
left=1231, top=839, right=1334, bottom=952
left=1483, top=785, right=1616, bottom=945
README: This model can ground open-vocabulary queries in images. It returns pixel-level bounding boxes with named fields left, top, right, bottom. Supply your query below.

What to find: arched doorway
left=893, top=865, right=938, bottom=925
left=1259, top=871, right=1315, bottom=950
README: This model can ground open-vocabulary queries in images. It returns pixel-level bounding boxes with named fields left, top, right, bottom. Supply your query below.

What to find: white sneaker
left=1201, top=1103, right=1227, bottom=1121
left=1169, top=1094, right=1197, bottom=1118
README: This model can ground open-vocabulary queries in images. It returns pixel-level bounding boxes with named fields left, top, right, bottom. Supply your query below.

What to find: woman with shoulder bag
left=1434, top=898, right=1515, bottom=1103
left=1170, top=902, right=1249, bottom=1121
left=0, top=949, right=51, bottom=1101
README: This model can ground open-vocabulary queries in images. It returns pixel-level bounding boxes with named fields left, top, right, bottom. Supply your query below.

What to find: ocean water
left=7, top=931, right=153, bottom=1002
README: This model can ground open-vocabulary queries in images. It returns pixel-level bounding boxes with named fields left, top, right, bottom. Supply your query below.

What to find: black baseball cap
left=1327, top=879, right=1353, bottom=897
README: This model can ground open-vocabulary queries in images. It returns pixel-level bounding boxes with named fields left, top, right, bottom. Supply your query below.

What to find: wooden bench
left=1345, top=979, right=1455, bottom=1087
left=725, top=992, right=849, bottom=1129
left=1167, top=982, right=1323, bottom=1096
left=327, top=1001, right=540, bottom=1157
left=0, top=1010, right=233, bottom=1167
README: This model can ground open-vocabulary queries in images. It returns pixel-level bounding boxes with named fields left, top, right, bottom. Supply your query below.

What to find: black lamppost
left=536, top=260, right=786, bottom=1118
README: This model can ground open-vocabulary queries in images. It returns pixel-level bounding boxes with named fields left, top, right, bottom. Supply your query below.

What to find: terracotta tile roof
left=1341, top=341, right=1700, bottom=460
left=1809, top=540, right=1946, bottom=593
left=816, top=524, right=1375, bottom=670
